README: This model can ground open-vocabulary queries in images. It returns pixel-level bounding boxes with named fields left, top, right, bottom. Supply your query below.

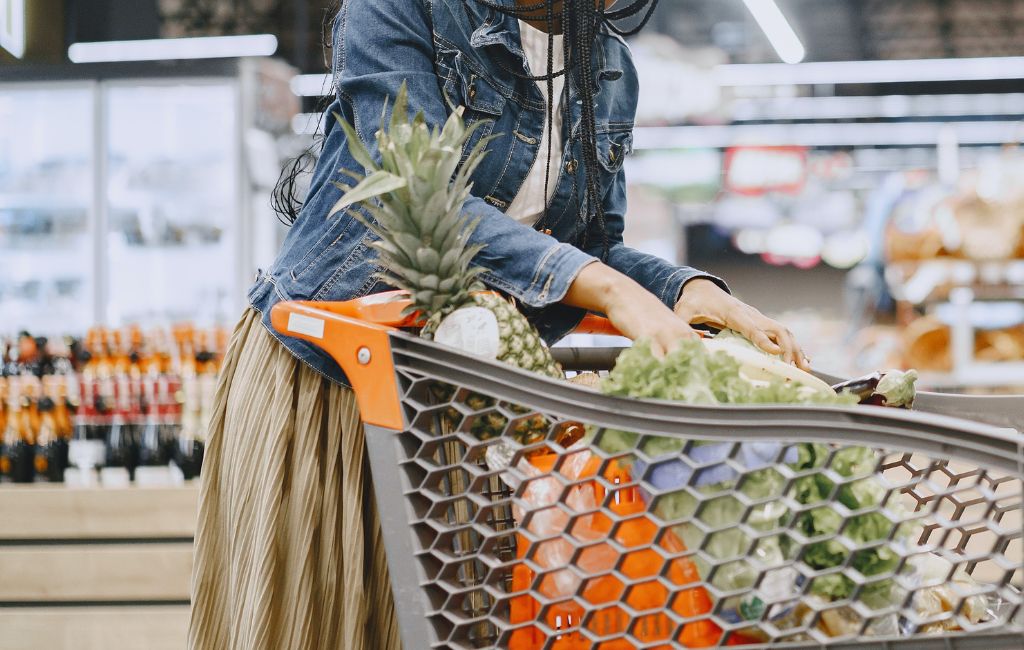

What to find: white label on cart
left=434, top=307, right=500, bottom=360
left=288, top=313, right=325, bottom=339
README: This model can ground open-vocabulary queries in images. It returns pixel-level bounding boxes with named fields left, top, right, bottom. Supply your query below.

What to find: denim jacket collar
left=468, top=0, right=527, bottom=62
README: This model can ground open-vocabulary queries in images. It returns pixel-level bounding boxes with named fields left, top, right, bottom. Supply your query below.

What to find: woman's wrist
left=675, top=276, right=724, bottom=307
left=564, top=261, right=634, bottom=315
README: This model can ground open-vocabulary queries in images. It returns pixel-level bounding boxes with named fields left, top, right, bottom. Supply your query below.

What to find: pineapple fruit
left=329, top=83, right=561, bottom=444
left=329, top=82, right=562, bottom=380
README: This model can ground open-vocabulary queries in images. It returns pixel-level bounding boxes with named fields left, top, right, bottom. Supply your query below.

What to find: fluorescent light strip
left=715, top=56, right=1024, bottom=87
left=731, top=93, right=1024, bottom=121
left=741, top=0, right=805, bottom=65
left=0, top=0, right=26, bottom=59
left=292, top=112, right=324, bottom=135
left=632, top=120, right=1024, bottom=150
left=68, top=34, right=278, bottom=63
left=291, top=73, right=332, bottom=97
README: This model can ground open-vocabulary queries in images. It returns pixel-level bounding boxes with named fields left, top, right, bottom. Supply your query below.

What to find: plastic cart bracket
left=269, top=301, right=404, bottom=430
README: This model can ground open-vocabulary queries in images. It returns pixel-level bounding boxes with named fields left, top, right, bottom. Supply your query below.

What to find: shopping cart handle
left=270, top=300, right=405, bottom=430
left=574, top=313, right=621, bottom=336
left=284, top=290, right=622, bottom=335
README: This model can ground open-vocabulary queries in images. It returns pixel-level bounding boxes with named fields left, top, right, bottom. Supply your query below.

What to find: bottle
left=40, top=378, right=71, bottom=482
left=9, top=395, right=36, bottom=483
left=0, top=379, right=17, bottom=481
left=35, top=396, right=66, bottom=482
left=105, top=372, right=139, bottom=481
left=138, top=379, right=166, bottom=468
left=0, top=377, right=7, bottom=442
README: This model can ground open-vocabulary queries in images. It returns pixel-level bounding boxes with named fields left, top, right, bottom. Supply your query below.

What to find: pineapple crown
left=329, top=83, right=495, bottom=322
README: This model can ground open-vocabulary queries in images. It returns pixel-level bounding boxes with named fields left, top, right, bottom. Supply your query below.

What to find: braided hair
left=470, top=0, right=658, bottom=257
left=272, top=0, right=660, bottom=259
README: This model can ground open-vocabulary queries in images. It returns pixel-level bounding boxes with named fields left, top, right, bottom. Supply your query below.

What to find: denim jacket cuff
left=664, top=269, right=731, bottom=309
left=519, top=243, right=597, bottom=308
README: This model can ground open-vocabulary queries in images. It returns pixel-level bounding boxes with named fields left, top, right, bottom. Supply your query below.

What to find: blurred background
left=1, top=1, right=1023, bottom=647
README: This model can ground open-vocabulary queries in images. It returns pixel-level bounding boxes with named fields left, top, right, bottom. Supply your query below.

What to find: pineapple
left=329, top=82, right=562, bottom=381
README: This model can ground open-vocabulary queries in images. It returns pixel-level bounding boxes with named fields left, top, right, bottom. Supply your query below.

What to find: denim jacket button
left=565, top=159, right=578, bottom=175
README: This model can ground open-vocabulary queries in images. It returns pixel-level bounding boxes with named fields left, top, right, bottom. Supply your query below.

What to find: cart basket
left=272, top=295, right=1024, bottom=650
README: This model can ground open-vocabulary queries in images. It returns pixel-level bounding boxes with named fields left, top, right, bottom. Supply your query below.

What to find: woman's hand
left=565, top=263, right=698, bottom=357
left=674, top=279, right=810, bottom=370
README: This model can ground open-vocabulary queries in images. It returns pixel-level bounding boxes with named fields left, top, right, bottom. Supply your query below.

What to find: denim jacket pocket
left=441, top=52, right=506, bottom=164
left=597, top=129, right=633, bottom=174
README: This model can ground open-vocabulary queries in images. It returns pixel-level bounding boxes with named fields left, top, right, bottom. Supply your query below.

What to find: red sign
left=724, top=146, right=808, bottom=196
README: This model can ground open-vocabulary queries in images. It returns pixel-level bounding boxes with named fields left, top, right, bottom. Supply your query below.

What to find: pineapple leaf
left=389, top=82, right=411, bottom=139
left=439, top=106, right=466, bottom=146
left=333, top=113, right=378, bottom=174
left=415, top=248, right=442, bottom=273
left=329, top=170, right=407, bottom=217
left=337, top=168, right=365, bottom=183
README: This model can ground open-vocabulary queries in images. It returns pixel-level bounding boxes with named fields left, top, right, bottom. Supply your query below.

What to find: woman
left=189, top=1, right=809, bottom=648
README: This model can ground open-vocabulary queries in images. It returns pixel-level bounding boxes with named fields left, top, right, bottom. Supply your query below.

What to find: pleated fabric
left=189, top=308, right=402, bottom=650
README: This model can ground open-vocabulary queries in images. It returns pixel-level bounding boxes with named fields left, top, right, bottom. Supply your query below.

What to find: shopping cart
left=272, top=294, right=1024, bottom=649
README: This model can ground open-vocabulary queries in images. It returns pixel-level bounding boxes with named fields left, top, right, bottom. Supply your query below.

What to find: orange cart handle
left=314, top=290, right=622, bottom=335
left=270, top=292, right=622, bottom=429
left=270, top=300, right=405, bottom=430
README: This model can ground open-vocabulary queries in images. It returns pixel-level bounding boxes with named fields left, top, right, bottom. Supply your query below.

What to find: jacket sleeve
left=328, top=0, right=596, bottom=308
left=583, top=164, right=729, bottom=308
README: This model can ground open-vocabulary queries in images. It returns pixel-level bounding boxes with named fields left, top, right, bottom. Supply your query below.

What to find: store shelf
left=0, top=606, right=189, bottom=650
left=0, top=543, right=192, bottom=602
left=633, top=120, right=1024, bottom=151
left=0, top=483, right=198, bottom=650
left=0, top=483, right=198, bottom=541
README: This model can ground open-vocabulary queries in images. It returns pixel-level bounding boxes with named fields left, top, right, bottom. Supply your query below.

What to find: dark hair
left=271, top=0, right=659, bottom=258
left=271, top=1, right=342, bottom=226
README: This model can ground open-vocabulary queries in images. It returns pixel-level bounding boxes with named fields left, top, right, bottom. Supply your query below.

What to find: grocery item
left=830, top=368, right=919, bottom=407
left=329, top=83, right=562, bottom=379
left=596, top=335, right=921, bottom=640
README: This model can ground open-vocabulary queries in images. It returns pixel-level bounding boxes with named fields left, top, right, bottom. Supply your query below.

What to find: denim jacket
left=249, top=0, right=724, bottom=384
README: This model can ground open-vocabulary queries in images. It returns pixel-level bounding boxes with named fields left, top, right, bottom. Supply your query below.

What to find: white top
left=505, top=20, right=566, bottom=226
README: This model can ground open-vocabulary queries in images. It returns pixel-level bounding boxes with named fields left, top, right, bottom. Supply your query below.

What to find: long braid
left=539, top=0, right=556, bottom=234
left=568, top=0, right=608, bottom=254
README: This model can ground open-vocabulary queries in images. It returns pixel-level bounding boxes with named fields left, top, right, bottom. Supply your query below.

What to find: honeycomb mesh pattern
left=377, top=359, right=1024, bottom=649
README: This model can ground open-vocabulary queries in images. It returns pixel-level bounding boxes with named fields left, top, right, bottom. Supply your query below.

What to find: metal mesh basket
left=271, top=299, right=1024, bottom=649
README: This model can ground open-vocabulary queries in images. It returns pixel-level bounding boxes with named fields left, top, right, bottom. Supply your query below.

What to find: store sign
left=724, top=146, right=807, bottom=196
left=0, top=0, right=25, bottom=58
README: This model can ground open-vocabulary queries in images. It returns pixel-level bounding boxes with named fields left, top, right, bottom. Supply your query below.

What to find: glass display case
left=0, top=58, right=297, bottom=334
left=104, top=81, right=237, bottom=326
left=0, top=83, right=95, bottom=335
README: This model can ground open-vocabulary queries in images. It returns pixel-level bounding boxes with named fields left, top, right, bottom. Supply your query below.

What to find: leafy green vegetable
left=597, top=338, right=914, bottom=615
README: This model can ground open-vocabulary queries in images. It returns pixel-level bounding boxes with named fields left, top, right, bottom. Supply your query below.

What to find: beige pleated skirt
left=189, top=308, right=402, bottom=650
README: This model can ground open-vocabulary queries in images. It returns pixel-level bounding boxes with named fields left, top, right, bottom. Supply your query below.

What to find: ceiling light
left=715, top=56, right=1024, bottom=87
left=741, top=0, right=805, bottom=65
left=291, top=112, right=324, bottom=135
left=0, top=0, right=26, bottom=59
left=291, top=73, right=332, bottom=97
left=68, top=34, right=278, bottom=64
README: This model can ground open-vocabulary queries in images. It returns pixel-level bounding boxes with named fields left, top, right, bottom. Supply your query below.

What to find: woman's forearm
left=563, top=261, right=699, bottom=355
left=562, top=261, right=631, bottom=315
